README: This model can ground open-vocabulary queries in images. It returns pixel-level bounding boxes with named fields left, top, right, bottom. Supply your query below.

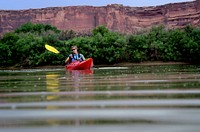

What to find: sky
left=0, top=0, right=195, bottom=10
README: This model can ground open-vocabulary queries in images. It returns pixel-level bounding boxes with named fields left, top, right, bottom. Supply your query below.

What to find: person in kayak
left=65, top=45, right=85, bottom=64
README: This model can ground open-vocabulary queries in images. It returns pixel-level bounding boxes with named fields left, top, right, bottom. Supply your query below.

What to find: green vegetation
left=0, top=22, right=200, bottom=67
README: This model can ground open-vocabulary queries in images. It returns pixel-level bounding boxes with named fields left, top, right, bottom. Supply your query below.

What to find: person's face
left=72, top=47, right=78, bottom=53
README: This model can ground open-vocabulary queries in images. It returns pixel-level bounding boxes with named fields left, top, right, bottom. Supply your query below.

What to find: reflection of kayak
left=65, top=58, right=93, bottom=70
left=68, top=69, right=93, bottom=75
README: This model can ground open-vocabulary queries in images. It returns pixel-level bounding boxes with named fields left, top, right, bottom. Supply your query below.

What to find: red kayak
left=65, top=58, right=93, bottom=70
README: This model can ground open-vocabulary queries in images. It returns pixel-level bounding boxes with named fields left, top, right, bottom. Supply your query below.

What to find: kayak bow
left=65, top=58, right=93, bottom=70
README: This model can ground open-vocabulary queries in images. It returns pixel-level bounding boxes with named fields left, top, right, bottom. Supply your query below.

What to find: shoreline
left=0, top=61, right=191, bottom=70
left=113, top=61, right=189, bottom=66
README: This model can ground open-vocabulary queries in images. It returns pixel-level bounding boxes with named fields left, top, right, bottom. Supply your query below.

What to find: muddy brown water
left=0, top=64, right=200, bottom=132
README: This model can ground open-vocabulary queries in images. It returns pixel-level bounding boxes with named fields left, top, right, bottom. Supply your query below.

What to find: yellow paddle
left=45, top=44, right=60, bottom=54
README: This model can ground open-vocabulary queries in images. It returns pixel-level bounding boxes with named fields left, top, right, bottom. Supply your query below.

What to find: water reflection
left=66, top=69, right=94, bottom=126
left=67, top=69, right=94, bottom=75
left=1, top=65, right=200, bottom=131
left=46, top=73, right=60, bottom=126
left=46, top=74, right=59, bottom=101
left=66, top=69, right=94, bottom=99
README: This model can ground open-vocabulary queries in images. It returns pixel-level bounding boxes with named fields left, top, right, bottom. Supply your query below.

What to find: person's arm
left=65, top=54, right=72, bottom=64
left=65, top=57, right=70, bottom=64
left=80, top=54, right=85, bottom=61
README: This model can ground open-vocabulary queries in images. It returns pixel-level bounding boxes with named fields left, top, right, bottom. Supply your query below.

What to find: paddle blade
left=45, top=44, right=60, bottom=54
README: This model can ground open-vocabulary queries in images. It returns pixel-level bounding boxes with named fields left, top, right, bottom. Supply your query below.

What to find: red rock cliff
left=0, top=0, right=200, bottom=35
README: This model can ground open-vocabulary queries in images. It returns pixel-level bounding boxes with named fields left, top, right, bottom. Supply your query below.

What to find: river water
left=0, top=64, right=200, bottom=132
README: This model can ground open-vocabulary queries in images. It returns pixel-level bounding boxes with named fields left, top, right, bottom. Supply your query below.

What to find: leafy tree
left=1, top=23, right=200, bottom=67
left=92, top=25, right=109, bottom=36
left=127, top=34, right=148, bottom=62
left=92, top=27, right=127, bottom=64
left=58, top=30, right=76, bottom=40
left=0, top=32, right=20, bottom=66
left=182, top=25, right=200, bottom=62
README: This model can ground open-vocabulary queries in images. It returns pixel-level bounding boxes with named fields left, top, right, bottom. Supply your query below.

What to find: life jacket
left=69, top=53, right=83, bottom=63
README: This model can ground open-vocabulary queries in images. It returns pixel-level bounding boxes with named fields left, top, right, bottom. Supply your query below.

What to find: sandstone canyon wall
left=0, top=0, right=200, bottom=35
